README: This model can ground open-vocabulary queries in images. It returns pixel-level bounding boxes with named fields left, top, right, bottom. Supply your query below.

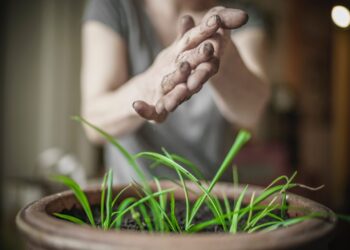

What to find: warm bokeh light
left=331, top=5, right=350, bottom=28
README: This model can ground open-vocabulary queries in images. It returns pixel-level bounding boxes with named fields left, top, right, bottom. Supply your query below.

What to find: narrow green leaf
left=104, top=169, right=113, bottom=228
left=162, top=148, right=191, bottom=230
left=53, top=175, right=95, bottom=227
left=170, top=154, right=205, bottom=180
left=135, top=151, right=224, bottom=229
left=110, top=188, right=176, bottom=229
left=170, top=192, right=182, bottom=232
left=230, top=185, right=248, bottom=233
left=131, top=208, right=144, bottom=230
left=100, top=172, right=108, bottom=227
left=248, top=221, right=280, bottom=233
left=155, top=177, right=166, bottom=231
left=113, top=197, right=136, bottom=228
left=188, top=130, right=251, bottom=226
left=246, top=191, right=255, bottom=228
left=261, top=213, right=323, bottom=232
left=138, top=203, right=154, bottom=232
left=54, top=213, right=85, bottom=225
left=111, top=184, right=132, bottom=208
left=72, top=116, right=147, bottom=186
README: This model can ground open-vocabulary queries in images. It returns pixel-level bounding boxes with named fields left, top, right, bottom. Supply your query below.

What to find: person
left=82, top=0, right=270, bottom=183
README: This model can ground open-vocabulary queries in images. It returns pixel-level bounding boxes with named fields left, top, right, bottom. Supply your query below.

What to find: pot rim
left=16, top=181, right=337, bottom=250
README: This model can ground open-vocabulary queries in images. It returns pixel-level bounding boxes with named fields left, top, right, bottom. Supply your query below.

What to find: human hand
left=133, top=7, right=248, bottom=122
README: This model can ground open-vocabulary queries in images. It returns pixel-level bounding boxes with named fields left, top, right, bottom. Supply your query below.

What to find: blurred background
left=0, top=0, right=349, bottom=249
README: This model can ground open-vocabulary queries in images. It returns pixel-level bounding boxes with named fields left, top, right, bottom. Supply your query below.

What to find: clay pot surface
left=16, top=181, right=336, bottom=250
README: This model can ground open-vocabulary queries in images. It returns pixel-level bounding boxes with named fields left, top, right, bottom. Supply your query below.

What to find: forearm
left=210, top=47, right=270, bottom=129
left=81, top=71, right=153, bottom=144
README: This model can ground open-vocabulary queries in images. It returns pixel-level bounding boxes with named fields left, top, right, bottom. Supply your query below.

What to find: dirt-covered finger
left=177, top=42, right=214, bottom=69
left=161, top=61, right=191, bottom=94
left=187, top=58, right=220, bottom=92
left=177, top=14, right=221, bottom=52
left=132, top=100, right=167, bottom=123
left=177, top=15, right=195, bottom=38
left=159, top=84, right=189, bottom=112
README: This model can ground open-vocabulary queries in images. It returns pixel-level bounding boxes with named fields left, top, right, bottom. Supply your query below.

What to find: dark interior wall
left=1, top=3, right=43, bottom=248
left=283, top=0, right=333, bottom=205
left=0, top=1, right=90, bottom=249
left=0, top=0, right=7, bottom=235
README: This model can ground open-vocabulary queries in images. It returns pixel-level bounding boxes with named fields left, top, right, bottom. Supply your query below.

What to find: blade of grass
left=170, top=192, right=182, bottom=232
left=135, top=151, right=225, bottom=230
left=230, top=185, right=248, bottom=233
left=100, top=172, right=108, bottom=228
left=131, top=208, right=144, bottom=230
left=54, top=213, right=86, bottom=225
left=53, top=175, right=95, bottom=227
left=170, top=154, right=205, bottom=180
left=205, top=195, right=227, bottom=231
left=263, top=175, right=289, bottom=192
left=261, top=213, right=324, bottom=232
left=138, top=203, right=154, bottom=232
left=223, top=193, right=231, bottom=225
left=154, top=177, right=166, bottom=231
left=189, top=204, right=288, bottom=233
left=265, top=212, right=284, bottom=222
left=111, top=184, right=132, bottom=208
left=113, top=197, right=136, bottom=229
left=246, top=191, right=255, bottom=228
left=188, top=130, right=251, bottom=227
left=110, top=188, right=176, bottom=230
left=74, top=117, right=169, bottom=232
left=248, top=221, right=281, bottom=233
left=247, top=197, right=278, bottom=230
left=103, top=169, right=114, bottom=229
left=162, top=148, right=191, bottom=229
left=253, top=184, right=297, bottom=207
left=73, top=116, right=147, bottom=186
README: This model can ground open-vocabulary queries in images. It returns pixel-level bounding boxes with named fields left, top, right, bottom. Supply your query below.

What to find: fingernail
left=181, top=15, right=192, bottom=25
left=206, top=15, right=220, bottom=27
left=180, top=61, right=190, bottom=73
left=202, top=43, right=213, bottom=56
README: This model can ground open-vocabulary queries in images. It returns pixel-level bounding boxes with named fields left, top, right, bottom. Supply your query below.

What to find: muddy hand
left=133, top=7, right=248, bottom=122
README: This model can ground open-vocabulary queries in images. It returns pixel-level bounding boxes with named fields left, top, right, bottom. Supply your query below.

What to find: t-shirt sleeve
left=84, top=0, right=128, bottom=38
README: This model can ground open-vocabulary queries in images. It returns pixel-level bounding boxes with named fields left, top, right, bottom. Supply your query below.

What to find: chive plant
left=53, top=116, right=334, bottom=233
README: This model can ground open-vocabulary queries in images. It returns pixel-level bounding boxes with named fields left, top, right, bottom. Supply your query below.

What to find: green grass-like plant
left=53, top=116, right=336, bottom=233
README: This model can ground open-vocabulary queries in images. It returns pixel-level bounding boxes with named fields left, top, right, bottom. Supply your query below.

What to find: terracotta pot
left=16, top=181, right=336, bottom=250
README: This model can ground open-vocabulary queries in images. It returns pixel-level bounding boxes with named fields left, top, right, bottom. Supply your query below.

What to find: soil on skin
left=57, top=200, right=288, bottom=233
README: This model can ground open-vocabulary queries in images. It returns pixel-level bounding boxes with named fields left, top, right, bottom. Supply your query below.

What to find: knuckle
left=161, top=74, right=171, bottom=93
left=175, top=52, right=186, bottom=64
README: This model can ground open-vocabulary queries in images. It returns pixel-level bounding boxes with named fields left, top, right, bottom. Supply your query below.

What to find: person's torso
left=95, top=0, right=232, bottom=183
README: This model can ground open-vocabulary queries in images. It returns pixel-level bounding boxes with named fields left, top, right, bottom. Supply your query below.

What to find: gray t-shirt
left=84, top=0, right=256, bottom=183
